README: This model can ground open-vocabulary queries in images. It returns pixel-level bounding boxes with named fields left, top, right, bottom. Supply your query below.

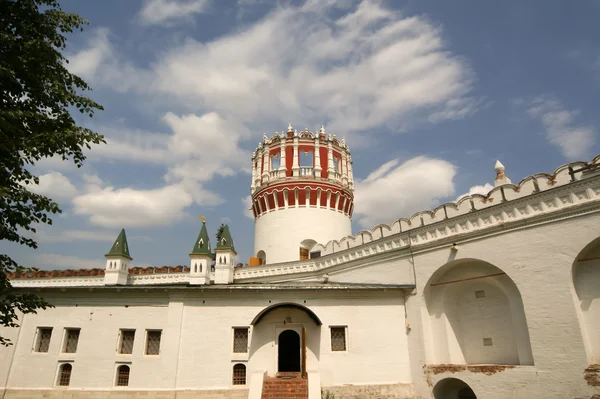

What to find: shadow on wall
left=572, top=237, right=600, bottom=365
left=423, top=258, right=534, bottom=366
left=433, top=378, right=477, bottom=399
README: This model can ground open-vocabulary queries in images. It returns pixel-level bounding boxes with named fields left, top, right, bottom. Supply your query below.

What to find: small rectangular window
left=63, top=329, right=80, bottom=353
left=119, top=330, right=135, bottom=354
left=310, top=251, right=321, bottom=259
left=483, top=337, right=493, bottom=346
left=145, top=330, right=162, bottom=355
left=330, top=326, right=347, bottom=352
left=233, top=328, right=249, bottom=353
left=35, top=327, right=52, bottom=353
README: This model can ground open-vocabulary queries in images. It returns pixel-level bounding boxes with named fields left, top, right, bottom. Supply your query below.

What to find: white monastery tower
left=250, top=124, right=354, bottom=264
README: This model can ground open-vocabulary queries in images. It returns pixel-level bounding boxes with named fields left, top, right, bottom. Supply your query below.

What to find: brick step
left=261, top=376, right=308, bottom=399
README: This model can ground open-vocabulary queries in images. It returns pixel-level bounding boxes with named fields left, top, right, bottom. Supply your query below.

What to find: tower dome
left=250, top=124, right=354, bottom=264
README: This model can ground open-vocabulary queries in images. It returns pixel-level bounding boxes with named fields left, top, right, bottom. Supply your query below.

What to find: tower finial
left=494, top=160, right=511, bottom=186
left=199, top=215, right=206, bottom=224
left=319, top=125, right=325, bottom=135
left=288, top=123, right=293, bottom=133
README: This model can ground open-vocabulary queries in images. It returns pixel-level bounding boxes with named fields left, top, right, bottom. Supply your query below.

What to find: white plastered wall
left=406, top=211, right=600, bottom=399
left=0, top=289, right=410, bottom=392
left=254, top=207, right=352, bottom=264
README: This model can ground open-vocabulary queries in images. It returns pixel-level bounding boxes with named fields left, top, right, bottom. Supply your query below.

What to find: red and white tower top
left=251, top=124, right=354, bottom=265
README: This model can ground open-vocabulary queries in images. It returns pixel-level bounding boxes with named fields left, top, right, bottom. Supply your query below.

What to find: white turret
left=104, top=229, right=131, bottom=285
left=189, top=218, right=214, bottom=285
left=250, top=124, right=354, bottom=264
left=214, top=224, right=236, bottom=284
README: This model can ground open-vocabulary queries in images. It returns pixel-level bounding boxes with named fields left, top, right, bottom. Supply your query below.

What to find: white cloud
left=151, top=0, right=475, bottom=135
left=67, top=112, right=249, bottom=228
left=456, top=183, right=494, bottom=201
left=163, top=112, right=251, bottom=183
left=30, top=253, right=103, bottom=270
left=73, top=1, right=476, bottom=137
left=353, top=156, right=456, bottom=229
left=138, top=0, right=210, bottom=26
left=527, top=96, right=596, bottom=159
left=72, top=182, right=220, bottom=228
left=242, top=195, right=254, bottom=219
left=66, top=28, right=146, bottom=93
left=25, top=172, right=78, bottom=200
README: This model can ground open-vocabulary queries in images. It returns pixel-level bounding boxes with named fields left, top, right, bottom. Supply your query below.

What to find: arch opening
left=423, top=258, right=533, bottom=365
left=257, top=250, right=266, bottom=265
left=433, top=378, right=477, bottom=399
left=251, top=302, right=322, bottom=326
left=573, top=237, right=600, bottom=364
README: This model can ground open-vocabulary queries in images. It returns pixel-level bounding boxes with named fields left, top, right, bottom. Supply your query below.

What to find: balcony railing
left=299, top=167, right=314, bottom=177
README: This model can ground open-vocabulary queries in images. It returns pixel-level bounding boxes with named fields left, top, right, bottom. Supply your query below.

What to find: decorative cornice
left=234, top=176, right=600, bottom=281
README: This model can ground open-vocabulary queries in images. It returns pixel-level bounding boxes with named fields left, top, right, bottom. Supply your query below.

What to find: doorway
left=278, top=330, right=300, bottom=372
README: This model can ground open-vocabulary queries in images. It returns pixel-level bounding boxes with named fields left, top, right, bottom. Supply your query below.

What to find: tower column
left=251, top=153, right=257, bottom=193
left=292, top=133, right=300, bottom=177
left=279, top=137, right=287, bottom=179
left=348, top=153, right=354, bottom=190
left=262, top=145, right=270, bottom=183
left=314, top=136, right=322, bottom=178
left=255, top=147, right=263, bottom=187
left=327, top=139, right=335, bottom=182
left=341, top=150, right=348, bottom=186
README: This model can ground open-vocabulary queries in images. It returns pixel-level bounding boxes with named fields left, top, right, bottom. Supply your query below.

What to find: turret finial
left=319, top=125, right=325, bottom=135
left=288, top=123, right=293, bottom=133
left=494, top=160, right=511, bottom=186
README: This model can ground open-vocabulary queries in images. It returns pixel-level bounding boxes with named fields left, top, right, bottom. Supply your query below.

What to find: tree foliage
left=0, top=0, right=104, bottom=345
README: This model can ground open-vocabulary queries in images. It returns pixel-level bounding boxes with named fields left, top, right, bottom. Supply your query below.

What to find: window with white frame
left=62, top=328, right=80, bottom=353
left=233, top=327, right=249, bottom=353
left=34, top=327, right=52, bottom=352
left=119, top=330, right=135, bottom=354
left=145, top=330, right=161, bottom=355
left=330, top=326, right=347, bottom=352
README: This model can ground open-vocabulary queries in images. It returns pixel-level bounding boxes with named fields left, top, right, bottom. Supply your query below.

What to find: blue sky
left=4, top=0, right=600, bottom=270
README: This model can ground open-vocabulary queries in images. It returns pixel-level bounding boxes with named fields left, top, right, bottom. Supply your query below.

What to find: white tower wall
left=254, top=207, right=352, bottom=264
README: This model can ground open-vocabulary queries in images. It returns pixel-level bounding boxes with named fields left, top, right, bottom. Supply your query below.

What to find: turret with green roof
left=190, top=219, right=214, bottom=258
left=104, top=228, right=132, bottom=286
left=214, top=224, right=236, bottom=284
left=105, top=228, right=132, bottom=260
left=215, top=224, right=236, bottom=254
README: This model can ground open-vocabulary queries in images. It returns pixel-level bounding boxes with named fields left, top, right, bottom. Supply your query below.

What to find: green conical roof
left=215, top=224, right=236, bottom=253
left=190, top=220, right=214, bottom=257
left=105, top=228, right=132, bottom=259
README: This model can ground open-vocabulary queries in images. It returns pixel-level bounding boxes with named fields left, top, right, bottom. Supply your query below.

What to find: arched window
left=256, top=250, right=266, bottom=265
left=222, top=238, right=227, bottom=245
left=116, top=365, right=130, bottom=387
left=199, top=238, right=204, bottom=247
left=199, top=263, right=203, bottom=273
left=58, top=363, right=72, bottom=386
left=232, top=363, right=246, bottom=385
